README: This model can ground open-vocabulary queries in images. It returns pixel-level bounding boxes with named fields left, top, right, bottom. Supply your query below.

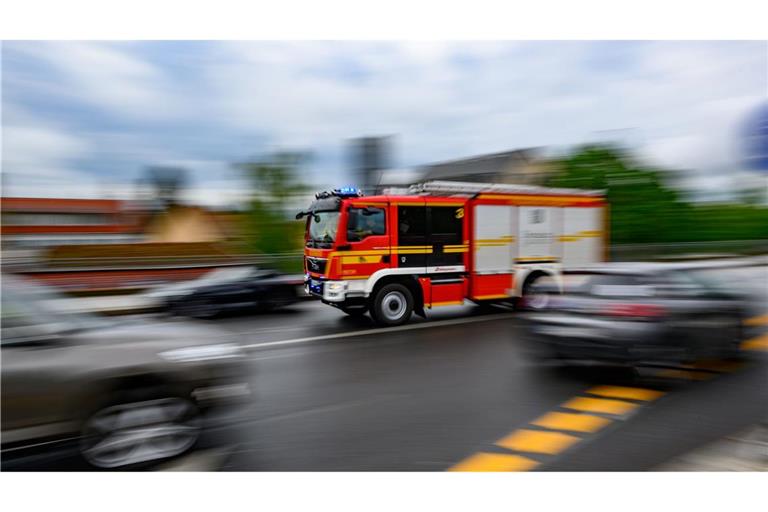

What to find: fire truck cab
left=297, top=181, right=606, bottom=326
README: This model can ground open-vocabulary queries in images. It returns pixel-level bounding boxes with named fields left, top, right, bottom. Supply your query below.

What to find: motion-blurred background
left=2, top=41, right=767, bottom=284
left=1, top=41, right=767, bottom=471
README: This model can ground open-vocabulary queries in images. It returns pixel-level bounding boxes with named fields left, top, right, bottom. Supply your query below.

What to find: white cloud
left=7, top=41, right=180, bottom=120
left=3, top=41, right=766, bottom=203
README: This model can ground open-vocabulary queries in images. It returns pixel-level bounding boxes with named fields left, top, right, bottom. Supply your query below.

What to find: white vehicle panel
left=561, top=206, right=603, bottom=267
left=518, top=206, right=561, bottom=261
left=473, top=204, right=516, bottom=273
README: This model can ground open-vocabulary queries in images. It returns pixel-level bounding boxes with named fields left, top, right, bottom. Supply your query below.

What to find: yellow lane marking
left=742, top=333, right=768, bottom=351
left=744, top=313, right=768, bottom=326
left=496, top=429, right=580, bottom=455
left=586, top=386, right=665, bottom=402
left=562, top=397, right=639, bottom=415
left=449, top=452, right=539, bottom=472
left=531, top=412, right=612, bottom=433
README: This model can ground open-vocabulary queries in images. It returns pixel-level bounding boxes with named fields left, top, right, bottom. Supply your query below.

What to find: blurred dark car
left=1, top=275, right=251, bottom=469
left=146, top=266, right=303, bottom=318
left=522, top=263, right=748, bottom=367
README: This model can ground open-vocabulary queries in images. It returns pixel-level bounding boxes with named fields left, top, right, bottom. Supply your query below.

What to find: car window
left=639, top=272, right=706, bottom=298
left=347, top=207, right=386, bottom=241
left=589, top=274, right=654, bottom=297
left=1, top=277, right=107, bottom=343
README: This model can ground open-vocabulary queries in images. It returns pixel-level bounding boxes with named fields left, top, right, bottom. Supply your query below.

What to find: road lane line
left=450, top=385, right=667, bottom=471
left=496, top=429, right=580, bottom=455
left=741, top=333, right=768, bottom=351
left=531, top=412, right=612, bottom=433
left=561, top=397, right=639, bottom=415
left=586, top=386, right=665, bottom=401
left=241, top=312, right=514, bottom=350
left=744, top=313, right=768, bottom=326
left=449, top=452, right=539, bottom=472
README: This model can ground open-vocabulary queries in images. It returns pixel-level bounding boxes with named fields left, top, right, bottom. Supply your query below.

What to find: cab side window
left=347, top=207, right=386, bottom=241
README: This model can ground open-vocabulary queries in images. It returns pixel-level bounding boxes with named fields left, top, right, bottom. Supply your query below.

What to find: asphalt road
left=6, top=265, right=768, bottom=471
left=181, top=265, right=767, bottom=471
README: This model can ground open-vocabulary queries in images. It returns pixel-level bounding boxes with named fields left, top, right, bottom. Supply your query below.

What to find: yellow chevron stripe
left=430, top=300, right=464, bottom=307
left=341, top=255, right=382, bottom=264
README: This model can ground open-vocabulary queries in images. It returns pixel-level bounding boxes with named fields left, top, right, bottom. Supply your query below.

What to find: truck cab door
left=340, top=203, right=391, bottom=280
left=427, top=204, right=466, bottom=270
left=395, top=201, right=428, bottom=272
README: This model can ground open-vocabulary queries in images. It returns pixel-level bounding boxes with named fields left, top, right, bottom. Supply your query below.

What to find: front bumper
left=306, top=277, right=367, bottom=303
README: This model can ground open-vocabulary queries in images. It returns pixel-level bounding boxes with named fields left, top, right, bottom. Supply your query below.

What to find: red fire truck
left=297, top=181, right=607, bottom=325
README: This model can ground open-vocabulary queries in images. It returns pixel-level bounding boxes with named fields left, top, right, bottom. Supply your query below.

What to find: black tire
left=79, top=391, right=201, bottom=469
left=180, top=297, right=219, bottom=319
left=722, top=317, right=745, bottom=361
left=520, top=275, right=550, bottom=311
left=259, top=287, right=298, bottom=312
left=370, top=283, right=414, bottom=326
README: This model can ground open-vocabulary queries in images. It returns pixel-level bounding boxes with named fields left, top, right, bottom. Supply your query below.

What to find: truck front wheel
left=370, top=283, right=414, bottom=326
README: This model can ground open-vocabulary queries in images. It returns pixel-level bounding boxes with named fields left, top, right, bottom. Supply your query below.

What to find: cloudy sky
left=2, top=40, right=766, bottom=206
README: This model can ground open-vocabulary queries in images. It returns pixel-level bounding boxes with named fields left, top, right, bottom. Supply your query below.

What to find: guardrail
left=611, top=240, right=768, bottom=262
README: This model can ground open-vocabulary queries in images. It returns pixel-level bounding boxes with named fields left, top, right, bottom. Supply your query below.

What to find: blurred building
left=350, top=136, right=392, bottom=194
left=143, top=205, right=236, bottom=243
left=376, top=147, right=553, bottom=192
left=417, top=148, right=550, bottom=185
left=0, top=197, right=143, bottom=248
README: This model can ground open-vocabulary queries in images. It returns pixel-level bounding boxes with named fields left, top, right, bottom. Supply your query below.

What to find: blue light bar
left=334, top=186, right=363, bottom=197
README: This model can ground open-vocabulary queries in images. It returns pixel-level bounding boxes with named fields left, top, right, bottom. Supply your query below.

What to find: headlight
left=327, top=282, right=347, bottom=293
left=159, top=343, right=244, bottom=363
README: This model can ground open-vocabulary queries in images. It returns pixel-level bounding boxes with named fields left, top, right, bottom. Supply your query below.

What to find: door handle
left=382, top=255, right=390, bottom=263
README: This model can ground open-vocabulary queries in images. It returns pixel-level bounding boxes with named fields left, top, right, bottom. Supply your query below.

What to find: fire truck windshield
left=308, top=211, right=340, bottom=247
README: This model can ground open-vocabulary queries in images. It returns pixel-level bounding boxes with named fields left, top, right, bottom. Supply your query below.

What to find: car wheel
left=722, top=318, right=744, bottom=360
left=371, top=283, right=413, bottom=326
left=80, top=397, right=201, bottom=469
left=182, top=298, right=219, bottom=319
left=521, top=276, right=550, bottom=311
left=259, top=288, right=297, bottom=312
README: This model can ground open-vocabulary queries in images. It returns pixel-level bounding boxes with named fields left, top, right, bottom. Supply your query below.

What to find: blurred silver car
left=522, top=262, right=749, bottom=367
left=1, top=275, right=251, bottom=469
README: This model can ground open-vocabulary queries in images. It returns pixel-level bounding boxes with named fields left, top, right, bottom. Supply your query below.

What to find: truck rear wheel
left=371, top=283, right=413, bottom=326
left=520, top=274, right=550, bottom=311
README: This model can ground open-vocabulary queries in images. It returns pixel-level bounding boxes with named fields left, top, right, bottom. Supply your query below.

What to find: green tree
left=235, top=152, right=311, bottom=272
left=545, top=144, right=768, bottom=247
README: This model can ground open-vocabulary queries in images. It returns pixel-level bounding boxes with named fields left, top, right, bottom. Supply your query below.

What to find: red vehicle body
left=299, top=181, right=607, bottom=325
